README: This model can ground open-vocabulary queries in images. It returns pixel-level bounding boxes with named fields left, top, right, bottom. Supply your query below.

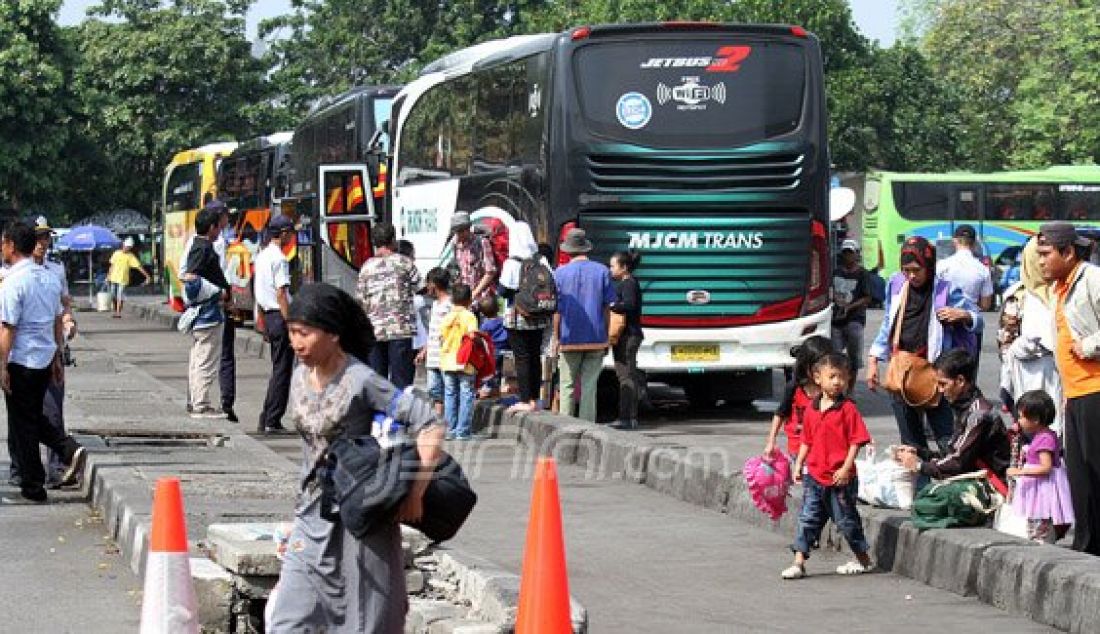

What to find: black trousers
left=369, top=338, right=414, bottom=389
left=1065, top=392, right=1100, bottom=555
left=219, top=315, right=236, bottom=410
left=508, top=328, right=543, bottom=403
left=259, top=311, right=294, bottom=430
left=5, top=364, right=78, bottom=492
left=613, top=333, right=642, bottom=422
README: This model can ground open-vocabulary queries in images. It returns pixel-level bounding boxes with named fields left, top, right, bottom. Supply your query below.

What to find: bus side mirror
left=367, top=129, right=385, bottom=152
left=830, top=187, right=856, bottom=222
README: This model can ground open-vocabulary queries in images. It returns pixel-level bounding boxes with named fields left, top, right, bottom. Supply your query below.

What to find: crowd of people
left=771, top=220, right=1100, bottom=581
left=171, top=202, right=647, bottom=443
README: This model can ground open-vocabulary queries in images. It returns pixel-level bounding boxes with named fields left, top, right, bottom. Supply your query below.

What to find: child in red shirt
left=782, top=352, right=874, bottom=579
left=763, top=335, right=833, bottom=460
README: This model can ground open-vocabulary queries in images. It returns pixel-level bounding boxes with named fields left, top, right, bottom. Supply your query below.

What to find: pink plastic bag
left=744, top=451, right=792, bottom=521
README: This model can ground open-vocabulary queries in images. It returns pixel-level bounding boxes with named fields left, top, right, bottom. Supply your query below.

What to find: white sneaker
left=836, top=560, right=875, bottom=575
left=780, top=564, right=806, bottom=579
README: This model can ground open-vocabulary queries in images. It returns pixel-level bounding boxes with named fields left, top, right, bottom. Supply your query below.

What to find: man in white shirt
left=937, top=224, right=994, bottom=369
left=937, top=224, right=994, bottom=311
left=253, top=215, right=295, bottom=434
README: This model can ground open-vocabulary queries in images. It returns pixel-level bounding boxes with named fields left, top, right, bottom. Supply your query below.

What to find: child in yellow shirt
left=439, top=283, right=479, bottom=439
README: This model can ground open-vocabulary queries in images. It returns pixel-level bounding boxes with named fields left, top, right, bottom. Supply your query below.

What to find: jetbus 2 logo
left=639, top=46, right=753, bottom=73
left=627, top=231, right=764, bottom=250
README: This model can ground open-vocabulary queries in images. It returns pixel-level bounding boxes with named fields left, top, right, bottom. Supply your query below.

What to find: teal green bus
left=862, top=165, right=1100, bottom=277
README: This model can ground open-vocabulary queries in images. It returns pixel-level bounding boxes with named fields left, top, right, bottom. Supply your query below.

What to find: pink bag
left=744, top=451, right=792, bottom=521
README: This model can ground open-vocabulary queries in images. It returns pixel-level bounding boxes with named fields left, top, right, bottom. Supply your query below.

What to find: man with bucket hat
left=1037, top=221, right=1100, bottom=554
left=450, top=212, right=498, bottom=302
left=552, top=228, right=615, bottom=422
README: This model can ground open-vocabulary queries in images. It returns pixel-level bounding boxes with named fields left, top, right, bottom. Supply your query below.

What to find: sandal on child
left=835, top=560, right=874, bottom=575
left=780, top=564, right=806, bottom=579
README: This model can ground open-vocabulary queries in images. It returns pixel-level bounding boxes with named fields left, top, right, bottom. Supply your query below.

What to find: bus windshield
left=572, top=39, right=805, bottom=148
left=165, top=161, right=202, bottom=212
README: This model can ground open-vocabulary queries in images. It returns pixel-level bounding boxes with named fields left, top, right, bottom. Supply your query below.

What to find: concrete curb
left=473, top=401, right=1100, bottom=633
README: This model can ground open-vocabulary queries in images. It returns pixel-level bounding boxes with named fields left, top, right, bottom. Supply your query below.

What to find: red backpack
left=479, top=217, right=510, bottom=274
left=456, top=331, right=496, bottom=385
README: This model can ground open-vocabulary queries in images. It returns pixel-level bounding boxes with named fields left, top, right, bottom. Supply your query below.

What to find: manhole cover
left=71, top=428, right=228, bottom=448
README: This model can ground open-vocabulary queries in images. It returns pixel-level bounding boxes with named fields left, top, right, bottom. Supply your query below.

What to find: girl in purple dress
left=1007, top=390, right=1075, bottom=543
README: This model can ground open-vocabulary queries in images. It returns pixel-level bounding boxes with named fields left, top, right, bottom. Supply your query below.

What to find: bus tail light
left=571, top=26, right=591, bottom=41
left=557, top=221, right=577, bottom=267
left=804, top=220, right=830, bottom=315
left=790, top=26, right=808, bottom=38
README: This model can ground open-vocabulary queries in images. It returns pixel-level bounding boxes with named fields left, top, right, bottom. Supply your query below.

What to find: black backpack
left=514, top=256, right=557, bottom=318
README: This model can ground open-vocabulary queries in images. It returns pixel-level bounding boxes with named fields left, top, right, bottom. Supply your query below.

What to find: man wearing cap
left=450, top=212, right=498, bottom=302
left=183, top=207, right=231, bottom=419
left=553, top=228, right=615, bottom=422
left=106, top=236, right=151, bottom=318
left=253, top=215, right=295, bottom=434
left=1037, top=221, right=1100, bottom=555
left=831, top=239, right=871, bottom=389
left=0, top=222, right=86, bottom=503
left=937, top=224, right=994, bottom=311
left=33, top=221, right=75, bottom=488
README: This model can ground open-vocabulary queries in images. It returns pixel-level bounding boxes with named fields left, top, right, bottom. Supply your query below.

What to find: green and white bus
left=862, top=165, right=1100, bottom=277
left=391, top=23, right=836, bottom=407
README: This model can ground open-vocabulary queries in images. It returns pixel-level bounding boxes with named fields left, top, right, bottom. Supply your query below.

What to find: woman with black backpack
left=500, top=221, right=554, bottom=413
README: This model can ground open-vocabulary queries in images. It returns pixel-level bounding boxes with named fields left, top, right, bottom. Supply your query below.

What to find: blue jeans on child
left=444, top=371, right=476, bottom=437
left=791, top=476, right=869, bottom=557
left=426, top=368, right=444, bottom=405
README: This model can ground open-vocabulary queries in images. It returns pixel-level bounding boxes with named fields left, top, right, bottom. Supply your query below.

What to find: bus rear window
left=573, top=40, right=806, bottom=148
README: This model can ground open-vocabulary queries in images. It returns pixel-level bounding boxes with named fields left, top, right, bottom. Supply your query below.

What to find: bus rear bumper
left=620, top=307, right=833, bottom=375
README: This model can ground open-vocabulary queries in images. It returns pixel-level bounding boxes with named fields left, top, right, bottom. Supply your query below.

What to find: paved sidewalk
left=64, top=309, right=1056, bottom=633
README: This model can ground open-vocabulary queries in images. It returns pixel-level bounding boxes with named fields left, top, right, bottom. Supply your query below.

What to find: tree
left=0, top=0, right=72, bottom=212
left=66, top=0, right=280, bottom=213
left=827, top=45, right=963, bottom=171
left=917, top=0, right=1100, bottom=170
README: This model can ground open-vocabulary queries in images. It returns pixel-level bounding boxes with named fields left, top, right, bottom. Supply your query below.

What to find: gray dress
left=267, top=358, right=440, bottom=634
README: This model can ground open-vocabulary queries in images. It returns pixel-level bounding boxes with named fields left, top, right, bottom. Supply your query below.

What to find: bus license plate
left=671, top=344, right=720, bottom=363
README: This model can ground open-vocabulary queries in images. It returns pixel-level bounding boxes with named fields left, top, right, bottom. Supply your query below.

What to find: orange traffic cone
left=516, top=457, right=572, bottom=633
left=140, top=477, right=200, bottom=634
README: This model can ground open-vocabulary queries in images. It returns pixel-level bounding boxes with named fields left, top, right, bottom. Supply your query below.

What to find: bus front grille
left=581, top=212, right=811, bottom=326
left=586, top=152, right=804, bottom=193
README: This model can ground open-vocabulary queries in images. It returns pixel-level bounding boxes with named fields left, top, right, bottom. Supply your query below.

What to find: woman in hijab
left=266, top=283, right=445, bottom=634
left=998, top=237, right=1063, bottom=431
left=866, top=236, right=982, bottom=451
left=499, top=221, right=552, bottom=412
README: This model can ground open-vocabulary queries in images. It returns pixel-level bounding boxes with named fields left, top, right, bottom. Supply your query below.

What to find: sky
left=59, top=0, right=900, bottom=45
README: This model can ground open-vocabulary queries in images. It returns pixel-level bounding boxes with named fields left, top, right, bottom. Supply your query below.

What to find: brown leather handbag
left=883, top=283, right=940, bottom=408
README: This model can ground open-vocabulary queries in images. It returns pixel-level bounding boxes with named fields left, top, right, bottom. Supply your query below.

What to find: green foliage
left=918, top=0, right=1100, bottom=170
left=0, top=0, right=71, bottom=211
left=65, top=0, right=282, bottom=214
left=828, top=45, right=964, bottom=171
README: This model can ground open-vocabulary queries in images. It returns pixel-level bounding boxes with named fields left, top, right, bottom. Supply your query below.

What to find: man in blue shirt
left=1, top=222, right=86, bottom=503
left=553, top=229, right=615, bottom=422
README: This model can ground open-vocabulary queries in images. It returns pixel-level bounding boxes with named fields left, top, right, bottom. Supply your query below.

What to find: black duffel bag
left=320, top=436, right=477, bottom=543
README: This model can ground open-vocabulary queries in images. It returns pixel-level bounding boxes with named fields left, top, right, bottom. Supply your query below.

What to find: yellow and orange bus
left=160, top=141, right=238, bottom=310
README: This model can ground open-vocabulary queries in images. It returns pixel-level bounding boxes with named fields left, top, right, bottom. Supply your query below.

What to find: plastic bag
left=744, top=451, right=792, bottom=521
left=856, top=445, right=919, bottom=510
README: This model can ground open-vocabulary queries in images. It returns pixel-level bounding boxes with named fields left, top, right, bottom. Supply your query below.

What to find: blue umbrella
left=56, top=224, right=123, bottom=306
left=57, top=224, right=122, bottom=251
